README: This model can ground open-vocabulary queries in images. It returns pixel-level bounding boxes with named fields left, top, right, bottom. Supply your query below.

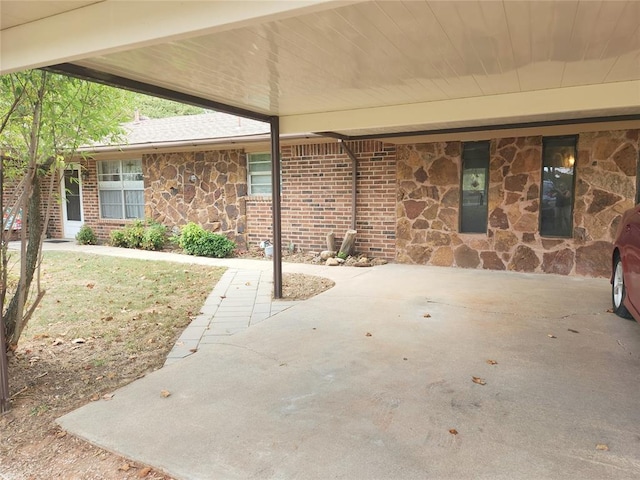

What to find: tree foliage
left=122, top=91, right=207, bottom=119
left=0, top=70, right=129, bottom=350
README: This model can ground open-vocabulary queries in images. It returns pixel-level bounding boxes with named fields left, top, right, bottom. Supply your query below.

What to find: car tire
left=612, top=256, right=632, bottom=319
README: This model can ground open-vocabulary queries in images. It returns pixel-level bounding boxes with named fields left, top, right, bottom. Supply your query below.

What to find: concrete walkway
left=166, top=268, right=299, bottom=366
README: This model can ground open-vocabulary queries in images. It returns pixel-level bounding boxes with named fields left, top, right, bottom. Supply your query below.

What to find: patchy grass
left=2, top=251, right=225, bottom=479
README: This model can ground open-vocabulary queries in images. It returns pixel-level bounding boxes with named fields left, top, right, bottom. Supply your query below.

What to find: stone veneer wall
left=396, top=130, right=639, bottom=277
left=143, top=150, right=248, bottom=249
left=246, top=141, right=396, bottom=258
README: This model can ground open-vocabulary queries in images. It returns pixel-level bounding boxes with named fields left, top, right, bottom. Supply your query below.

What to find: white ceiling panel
left=2, top=0, right=639, bottom=136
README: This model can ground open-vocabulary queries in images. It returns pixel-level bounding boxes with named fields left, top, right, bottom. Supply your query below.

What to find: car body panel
left=611, top=204, right=640, bottom=321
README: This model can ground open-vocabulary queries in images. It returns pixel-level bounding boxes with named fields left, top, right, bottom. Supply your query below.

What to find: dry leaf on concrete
left=547, top=334, right=557, bottom=338
left=486, top=359, right=498, bottom=365
left=472, top=376, right=486, bottom=385
left=596, top=444, right=609, bottom=451
left=160, top=390, right=171, bottom=398
left=138, top=467, right=152, bottom=477
left=365, top=332, right=372, bottom=337
left=449, top=429, right=458, bottom=435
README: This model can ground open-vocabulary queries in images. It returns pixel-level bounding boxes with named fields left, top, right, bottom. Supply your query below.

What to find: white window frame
left=248, top=152, right=273, bottom=195
left=97, top=159, right=144, bottom=219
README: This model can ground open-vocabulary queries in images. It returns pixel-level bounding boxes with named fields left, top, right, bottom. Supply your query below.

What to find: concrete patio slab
left=57, top=263, right=640, bottom=480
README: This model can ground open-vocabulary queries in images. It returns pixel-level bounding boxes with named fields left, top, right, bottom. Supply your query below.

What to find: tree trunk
left=326, top=232, right=336, bottom=252
left=4, top=170, right=44, bottom=347
left=339, top=229, right=357, bottom=256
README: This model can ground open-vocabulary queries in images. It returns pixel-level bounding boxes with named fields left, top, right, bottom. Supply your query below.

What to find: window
left=248, top=153, right=272, bottom=195
left=98, top=159, right=144, bottom=219
left=460, top=141, right=490, bottom=233
left=540, top=136, right=576, bottom=237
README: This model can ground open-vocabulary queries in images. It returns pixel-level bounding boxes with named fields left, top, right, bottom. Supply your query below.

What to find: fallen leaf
left=568, top=329, right=579, bottom=334
left=365, top=332, right=372, bottom=337
left=449, top=429, right=458, bottom=435
left=606, top=308, right=614, bottom=313
left=72, top=338, right=86, bottom=344
left=138, top=466, right=152, bottom=477
left=548, top=334, right=557, bottom=339
left=423, top=313, right=431, bottom=318
left=102, top=393, right=115, bottom=401
left=472, top=376, right=486, bottom=385
left=90, top=394, right=100, bottom=402
left=102, top=316, right=113, bottom=321
left=596, top=444, right=609, bottom=451
left=160, top=390, right=171, bottom=398
left=86, top=283, right=95, bottom=289
left=119, top=463, right=131, bottom=472
left=189, top=348, right=198, bottom=353
left=486, top=359, right=498, bottom=365
left=55, top=430, right=67, bottom=439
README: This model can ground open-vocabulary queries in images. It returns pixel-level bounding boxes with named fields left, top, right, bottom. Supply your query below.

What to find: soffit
left=2, top=1, right=640, bottom=137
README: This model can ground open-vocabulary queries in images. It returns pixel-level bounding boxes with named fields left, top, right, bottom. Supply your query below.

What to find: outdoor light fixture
left=81, top=168, right=90, bottom=181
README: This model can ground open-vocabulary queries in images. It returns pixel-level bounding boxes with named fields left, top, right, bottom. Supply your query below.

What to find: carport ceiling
left=2, top=0, right=640, bottom=137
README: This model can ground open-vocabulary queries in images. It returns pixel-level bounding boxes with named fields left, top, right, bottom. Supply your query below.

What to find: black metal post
left=0, top=156, right=10, bottom=413
left=270, top=117, right=282, bottom=299
left=340, top=140, right=358, bottom=231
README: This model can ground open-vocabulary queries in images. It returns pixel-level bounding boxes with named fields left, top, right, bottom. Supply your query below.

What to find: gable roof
left=120, top=111, right=270, bottom=146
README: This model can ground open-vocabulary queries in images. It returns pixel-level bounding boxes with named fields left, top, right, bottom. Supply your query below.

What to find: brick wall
left=245, top=141, right=396, bottom=258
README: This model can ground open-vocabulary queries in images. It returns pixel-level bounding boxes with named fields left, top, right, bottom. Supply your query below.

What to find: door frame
left=61, top=164, right=84, bottom=238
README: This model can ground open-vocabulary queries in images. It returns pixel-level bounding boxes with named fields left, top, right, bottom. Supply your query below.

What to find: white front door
left=62, top=167, right=84, bottom=238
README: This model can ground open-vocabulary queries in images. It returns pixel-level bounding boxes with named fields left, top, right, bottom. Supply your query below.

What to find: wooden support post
left=326, top=232, right=336, bottom=252
left=339, top=229, right=357, bottom=256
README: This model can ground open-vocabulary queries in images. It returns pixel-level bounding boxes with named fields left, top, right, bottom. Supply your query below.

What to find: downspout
left=270, top=117, right=283, bottom=299
left=340, top=140, right=358, bottom=231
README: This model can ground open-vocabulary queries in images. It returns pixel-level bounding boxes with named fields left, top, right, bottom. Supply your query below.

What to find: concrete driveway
left=58, top=263, right=640, bottom=479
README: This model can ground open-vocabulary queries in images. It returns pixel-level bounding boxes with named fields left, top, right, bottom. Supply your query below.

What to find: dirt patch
left=1, top=251, right=332, bottom=480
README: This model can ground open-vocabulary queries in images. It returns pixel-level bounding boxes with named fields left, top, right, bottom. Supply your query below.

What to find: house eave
left=79, top=132, right=329, bottom=157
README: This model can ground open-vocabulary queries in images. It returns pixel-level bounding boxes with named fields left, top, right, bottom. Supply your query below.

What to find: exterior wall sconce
left=81, top=168, right=90, bottom=181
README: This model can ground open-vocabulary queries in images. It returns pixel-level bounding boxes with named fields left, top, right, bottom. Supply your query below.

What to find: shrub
left=178, top=222, right=236, bottom=258
left=109, top=229, right=127, bottom=248
left=75, top=225, right=97, bottom=245
left=141, top=222, right=168, bottom=251
left=109, top=220, right=168, bottom=251
left=126, top=220, right=147, bottom=248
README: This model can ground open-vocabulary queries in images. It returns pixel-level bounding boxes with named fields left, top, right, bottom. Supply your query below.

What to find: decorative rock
left=404, top=200, right=427, bottom=220
left=426, top=230, right=451, bottom=246
left=480, top=251, right=505, bottom=270
left=428, top=157, right=458, bottom=186
left=325, top=257, right=340, bottom=266
left=509, top=245, right=540, bottom=272
left=431, top=247, right=453, bottom=266
left=504, top=174, right=529, bottom=192
left=489, top=208, right=509, bottom=230
left=454, top=245, right=480, bottom=269
left=542, top=249, right=575, bottom=275
left=575, top=241, right=611, bottom=277
left=587, top=189, right=623, bottom=214
left=320, top=250, right=336, bottom=260
left=406, top=244, right=432, bottom=264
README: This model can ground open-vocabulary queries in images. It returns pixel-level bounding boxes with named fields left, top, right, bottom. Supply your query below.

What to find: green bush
left=178, top=222, right=236, bottom=258
left=75, top=225, right=97, bottom=245
left=109, top=229, right=127, bottom=248
left=123, top=220, right=145, bottom=249
left=141, top=222, right=168, bottom=251
left=109, top=220, right=168, bottom=251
